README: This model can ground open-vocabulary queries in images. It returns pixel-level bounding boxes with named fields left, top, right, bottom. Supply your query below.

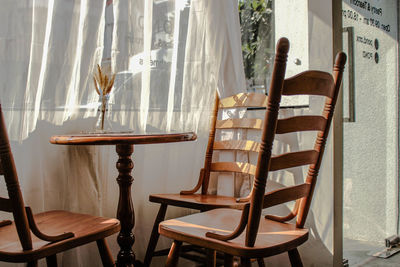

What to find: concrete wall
left=342, top=0, right=398, bottom=243
left=274, top=1, right=399, bottom=266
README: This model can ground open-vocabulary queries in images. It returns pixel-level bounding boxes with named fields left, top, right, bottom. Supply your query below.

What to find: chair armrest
left=25, top=207, right=75, bottom=242
left=206, top=203, right=250, bottom=241
left=180, top=169, right=204, bottom=195
left=0, top=197, right=12, bottom=212
left=236, top=195, right=251, bottom=203
left=263, top=183, right=310, bottom=209
left=265, top=199, right=300, bottom=223
left=0, top=220, right=11, bottom=227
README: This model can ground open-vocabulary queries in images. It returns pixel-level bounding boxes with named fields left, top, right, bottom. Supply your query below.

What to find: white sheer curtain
left=0, top=0, right=245, bottom=266
left=110, top=0, right=245, bottom=134
left=0, top=1, right=108, bottom=266
left=0, top=0, right=105, bottom=141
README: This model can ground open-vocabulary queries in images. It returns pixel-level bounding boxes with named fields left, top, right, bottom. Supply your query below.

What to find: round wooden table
left=50, top=132, right=197, bottom=267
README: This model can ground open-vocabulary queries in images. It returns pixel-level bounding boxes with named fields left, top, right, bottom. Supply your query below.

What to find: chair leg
left=27, top=261, right=38, bottom=267
left=206, top=249, right=216, bottom=267
left=96, top=238, right=115, bottom=267
left=257, top=258, right=265, bottom=267
left=224, top=254, right=234, bottom=267
left=240, top=257, right=251, bottom=267
left=144, top=203, right=168, bottom=266
left=288, top=248, right=303, bottom=267
left=165, top=240, right=182, bottom=267
left=46, top=255, right=57, bottom=267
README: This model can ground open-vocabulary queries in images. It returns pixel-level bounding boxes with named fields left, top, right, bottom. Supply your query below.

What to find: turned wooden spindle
left=116, top=144, right=135, bottom=266
left=246, top=37, right=289, bottom=247
left=201, top=91, right=220, bottom=195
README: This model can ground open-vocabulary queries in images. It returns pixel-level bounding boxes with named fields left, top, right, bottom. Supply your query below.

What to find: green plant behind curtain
left=239, top=0, right=274, bottom=89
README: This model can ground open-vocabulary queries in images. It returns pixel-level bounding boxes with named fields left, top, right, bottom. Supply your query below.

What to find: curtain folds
left=1, top=0, right=106, bottom=141
left=0, top=0, right=245, bottom=266
left=110, top=0, right=245, bottom=135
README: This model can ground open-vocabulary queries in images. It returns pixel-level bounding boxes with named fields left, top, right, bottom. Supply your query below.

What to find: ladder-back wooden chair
left=0, top=106, right=121, bottom=267
left=144, top=40, right=293, bottom=267
left=158, top=45, right=347, bottom=266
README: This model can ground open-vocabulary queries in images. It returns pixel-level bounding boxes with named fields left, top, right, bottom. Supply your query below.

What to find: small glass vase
left=95, top=94, right=111, bottom=132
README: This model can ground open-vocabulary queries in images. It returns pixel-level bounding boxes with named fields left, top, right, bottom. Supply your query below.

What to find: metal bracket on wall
left=342, top=27, right=355, bottom=123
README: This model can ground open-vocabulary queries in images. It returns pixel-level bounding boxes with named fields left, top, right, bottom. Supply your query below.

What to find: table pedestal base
left=115, top=144, right=136, bottom=267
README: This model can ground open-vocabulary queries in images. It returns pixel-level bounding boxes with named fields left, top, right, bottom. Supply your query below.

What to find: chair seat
left=0, top=210, right=120, bottom=263
left=149, top=193, right=247, bottom=210
left=159, top=208, right=308, bottom=258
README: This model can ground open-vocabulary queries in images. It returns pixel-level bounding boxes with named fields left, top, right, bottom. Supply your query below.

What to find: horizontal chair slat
left=283, top=71, right=334, bottom=97
left=216, top=118, right=263, bottom=130
left=0, top=197, right=12, bottom=212
left=219, top=93, right=268, bottom=108
left=276, top=116, right=327, bottom=134
left=213, top=140, right=261, bottom=153
left=263, top=183, right=311, bottom=209
left=270, top=150, right=318, bottom=171
left=210, top=162, right=257, bottom=176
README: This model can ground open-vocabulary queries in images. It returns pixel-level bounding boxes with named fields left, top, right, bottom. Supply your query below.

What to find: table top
left=50, top=131, right=197, bottom=146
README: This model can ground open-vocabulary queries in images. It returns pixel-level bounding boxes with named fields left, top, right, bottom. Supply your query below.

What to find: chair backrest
left=0, top=105, right=33, bottom=250
left=199, top=92, right=271, bottom=196
left=182, top=40, right=288, bottom=197
left=244, top=38, right=290, bottom=246
left=245, top=52, right=347, bottom=246
left=204, top=38, right=290, bottom=246
left=194, top=77, right=278, bottom=195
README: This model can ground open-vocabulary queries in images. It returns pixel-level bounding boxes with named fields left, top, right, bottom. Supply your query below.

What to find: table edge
left=49, top=132, right=197, bottom=146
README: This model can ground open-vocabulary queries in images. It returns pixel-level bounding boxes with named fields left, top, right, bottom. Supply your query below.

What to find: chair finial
left=276, top=37, right=290, bottom=54
left=334, top=52, right=347, bottom=71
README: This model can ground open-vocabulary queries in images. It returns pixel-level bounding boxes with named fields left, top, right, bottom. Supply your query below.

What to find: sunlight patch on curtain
left=110, top=0, right=244, bottom=135
left=0, top=0, right=105, bottom=141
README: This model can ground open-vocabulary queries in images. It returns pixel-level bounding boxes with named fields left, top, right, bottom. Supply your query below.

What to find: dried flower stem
left=94, top=64, right=115, bottom=96
left=93, top=64, right=116, bottom=130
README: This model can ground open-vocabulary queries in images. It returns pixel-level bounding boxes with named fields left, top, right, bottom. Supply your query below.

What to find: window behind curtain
left=103, top=0, right=191, bottom=112
left=238, top=0, right=274, bottom=94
